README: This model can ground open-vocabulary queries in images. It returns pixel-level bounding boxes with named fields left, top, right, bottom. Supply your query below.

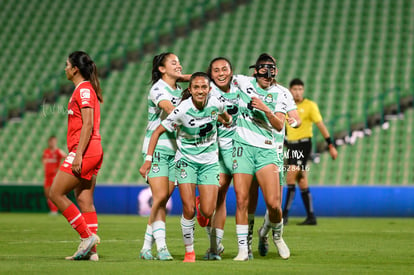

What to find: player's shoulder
left=74, top=81, right=95, bottom=100
left=274, top=83, right=290, bottom=94
left=232, top=74, right=253, bottom=85
left=150, top=79, right=166, bottom=92
left=176, top=97, right=193, bottom=111
left=303, top=98, right=319, bottom=108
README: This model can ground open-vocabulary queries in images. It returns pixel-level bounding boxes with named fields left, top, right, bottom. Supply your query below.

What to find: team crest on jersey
left=152, top=164, right=160, bottom=173
left=180, top=169, right=187, bottom=179
left=232, top=160, right=238, bottom=170
left=264, top=94, right=273, bottom=103
left=211, top=111, right=218, bottom=120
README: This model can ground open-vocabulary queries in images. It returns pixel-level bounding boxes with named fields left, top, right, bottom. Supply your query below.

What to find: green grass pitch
left=0, top=214, right=413, bottom=274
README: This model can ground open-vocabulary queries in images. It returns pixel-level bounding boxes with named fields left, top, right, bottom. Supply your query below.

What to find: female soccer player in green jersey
left=140, top=72, right=232, bottom=262
left=231, top=53, right=291, bottom=261
left=139, top=52, right=184, bottom=261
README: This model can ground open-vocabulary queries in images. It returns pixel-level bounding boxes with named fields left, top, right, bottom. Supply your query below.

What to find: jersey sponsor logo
left=152, top=164, right=160, bottom=173
left=171, top=97, right=179, bottom=105
left=265, top=140, right=273, bottom=145
left=68, top=109, right=74, bottom=115
left=81, top=101, right=89, bottom=105
left=80, top=88, right=91, bottom=99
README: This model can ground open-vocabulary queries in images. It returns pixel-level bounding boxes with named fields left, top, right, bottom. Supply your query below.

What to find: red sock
left=47, top=199, right=58, bottom=213
left=62, top=204, right=91, bottom=238
left=83, top=211, right=98, bottom=253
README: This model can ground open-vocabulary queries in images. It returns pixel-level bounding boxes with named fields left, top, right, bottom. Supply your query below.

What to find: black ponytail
left=68, top=51, right=103, bottom=103
left=151, top=52, right=173, bottom=85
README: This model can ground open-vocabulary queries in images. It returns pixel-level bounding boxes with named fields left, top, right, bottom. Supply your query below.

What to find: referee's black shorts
left=286, top=138, right=312, bottom=170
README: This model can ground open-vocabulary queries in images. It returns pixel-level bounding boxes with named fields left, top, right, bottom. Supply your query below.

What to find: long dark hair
left=181, top=72, right=211, bottom=101
left=206, top=56, right=233, bottom=79
left=68, top=51, right=103, bottom=103
left=151, top=52, right=173, bottom=85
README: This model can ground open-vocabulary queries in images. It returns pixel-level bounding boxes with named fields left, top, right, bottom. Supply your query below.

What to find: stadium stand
left=0, top=0, right=412, bottom=185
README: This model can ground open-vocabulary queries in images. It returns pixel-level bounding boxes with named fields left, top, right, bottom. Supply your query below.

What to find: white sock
left=152, top=221, right=167, bottom=250
left=205, top=226, right=211, bottom=240
left=215, top=228, right=224, bottom=248
left=247, top=214, right=255, bottom=250
left=181, top=215, right=195, bottom=253
left=259, top=210, right=271, bottom=238
left=236, top=224, right=248, bottom=251
left=271, top=221, right=284, bottom=240
left=142, top=224, right=153, bottom=250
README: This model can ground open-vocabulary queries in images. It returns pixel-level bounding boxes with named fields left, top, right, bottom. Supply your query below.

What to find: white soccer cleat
left=65, top=234, right=100, bottom=260
left=233, top=249, right=249, bottom=261
left=273, top=236, right=290, bottom=260
left=88, top=252, right=99, bottom=262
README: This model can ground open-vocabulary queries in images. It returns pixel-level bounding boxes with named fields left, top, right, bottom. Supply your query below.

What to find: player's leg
left=296, top=140, right=317, bottom=225
left=256, top=164, right=290, bottom=259
left=232, top=141, right=255, bottom=261
left=247, top=179, right=259, bottom=259
left=179, top=182, right=196, bottom=262
left=233, top=173, right=253, bottom=261
left=204, top=172, right=230, bottom=258
left=283, top=167, right=300, bottom=224
left=49, top=170, right=99, bottom=260
left=297, top=171, right=317, bottom=225
left=44, top=178, right=58, bottom=214
left=140, top=152, right=174, bottom=260
left=177, top=159, right=197, bottom=262
left=74, top=175, right=99, bottom=261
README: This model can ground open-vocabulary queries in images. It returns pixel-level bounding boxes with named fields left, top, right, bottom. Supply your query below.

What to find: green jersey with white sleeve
left=232, top=75, right=287, bottom=149
left=161, top=95, right=226, bottom=165
left=210, top=81, right=240, bottom=150
left=142, top=79, right=182, bottom=156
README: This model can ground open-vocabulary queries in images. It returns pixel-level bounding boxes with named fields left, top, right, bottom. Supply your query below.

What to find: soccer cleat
left=140, top=248, right=154, bottom=260
left=282, top=212, right=289, bottom=225
left=297, top=216, right=317, bottom=225
left=88, top=252, right=99, bottom=262
left=233, top=249, right=249, bottom=261
left=183, top=251, right=196, bottom=262
left=272, top=231, right=290, bottom=260
left=203, top=252, right=222, bottom=261
left=248, top=251, right=254, bottom=260
left=257, top=227, right=269, bottom=256
left=203, top=242, right=225, bottom=259
left=157, top=247, right=173, bottom=261
left=195, top=196, right=209, bottom=227
left=65, top=234, right=100, bottom=260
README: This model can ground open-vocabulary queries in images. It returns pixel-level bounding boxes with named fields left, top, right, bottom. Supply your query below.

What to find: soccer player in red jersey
left=49, top=51, right=103, bottom=261
left=42, top=136, right=66, bottom=215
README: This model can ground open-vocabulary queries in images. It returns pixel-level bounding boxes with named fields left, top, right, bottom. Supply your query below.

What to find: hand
left=329, top=145, right=338, bottom=160
left=71, top=153, right=82, bottom=176
left=287, top=117, right=298, bottom=128
left=251, top=97, right=271, bottom=113
left=139, top=161, right=152, bottom=179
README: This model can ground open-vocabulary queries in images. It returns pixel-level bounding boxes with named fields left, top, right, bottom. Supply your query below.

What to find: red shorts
left=44, top=175, right=56, bottom=188
left=60, top=151, right=103, bottom=181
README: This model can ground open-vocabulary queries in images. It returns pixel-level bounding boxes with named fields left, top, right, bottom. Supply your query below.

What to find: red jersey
left=67, top=81, right=102, bottom=156
left=43, top=148, right=64, bottom=177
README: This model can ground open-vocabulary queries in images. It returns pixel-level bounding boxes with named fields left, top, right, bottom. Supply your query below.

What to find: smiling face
left=159, top=54, right=182, bottom=80
left=255, top=61, right=277, bottom=89
left=210, top=59, right=232, bottom=92
left=189, top=76, right=211, bottom=109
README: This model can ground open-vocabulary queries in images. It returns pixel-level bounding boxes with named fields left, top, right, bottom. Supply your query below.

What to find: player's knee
left=200, top=205, right=215, bottom=219
left=182, top=204, right=195, bottom=218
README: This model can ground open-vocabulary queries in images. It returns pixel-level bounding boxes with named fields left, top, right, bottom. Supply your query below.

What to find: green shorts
left=232, top=140, right=279, bottom=176
left=175, top=158, right=220, bottom=186
left=143, top=150, right=175, bottom=182
left=219, top=148, right=233, bottom=176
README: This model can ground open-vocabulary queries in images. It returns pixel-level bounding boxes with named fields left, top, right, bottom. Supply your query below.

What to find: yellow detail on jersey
left=286, top=99, right=322, bottom=141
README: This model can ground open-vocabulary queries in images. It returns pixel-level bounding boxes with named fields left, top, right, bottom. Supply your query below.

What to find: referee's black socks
left=300, top=188, right=315, bottom=219
left=283, top=185, right=296, bottom=217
